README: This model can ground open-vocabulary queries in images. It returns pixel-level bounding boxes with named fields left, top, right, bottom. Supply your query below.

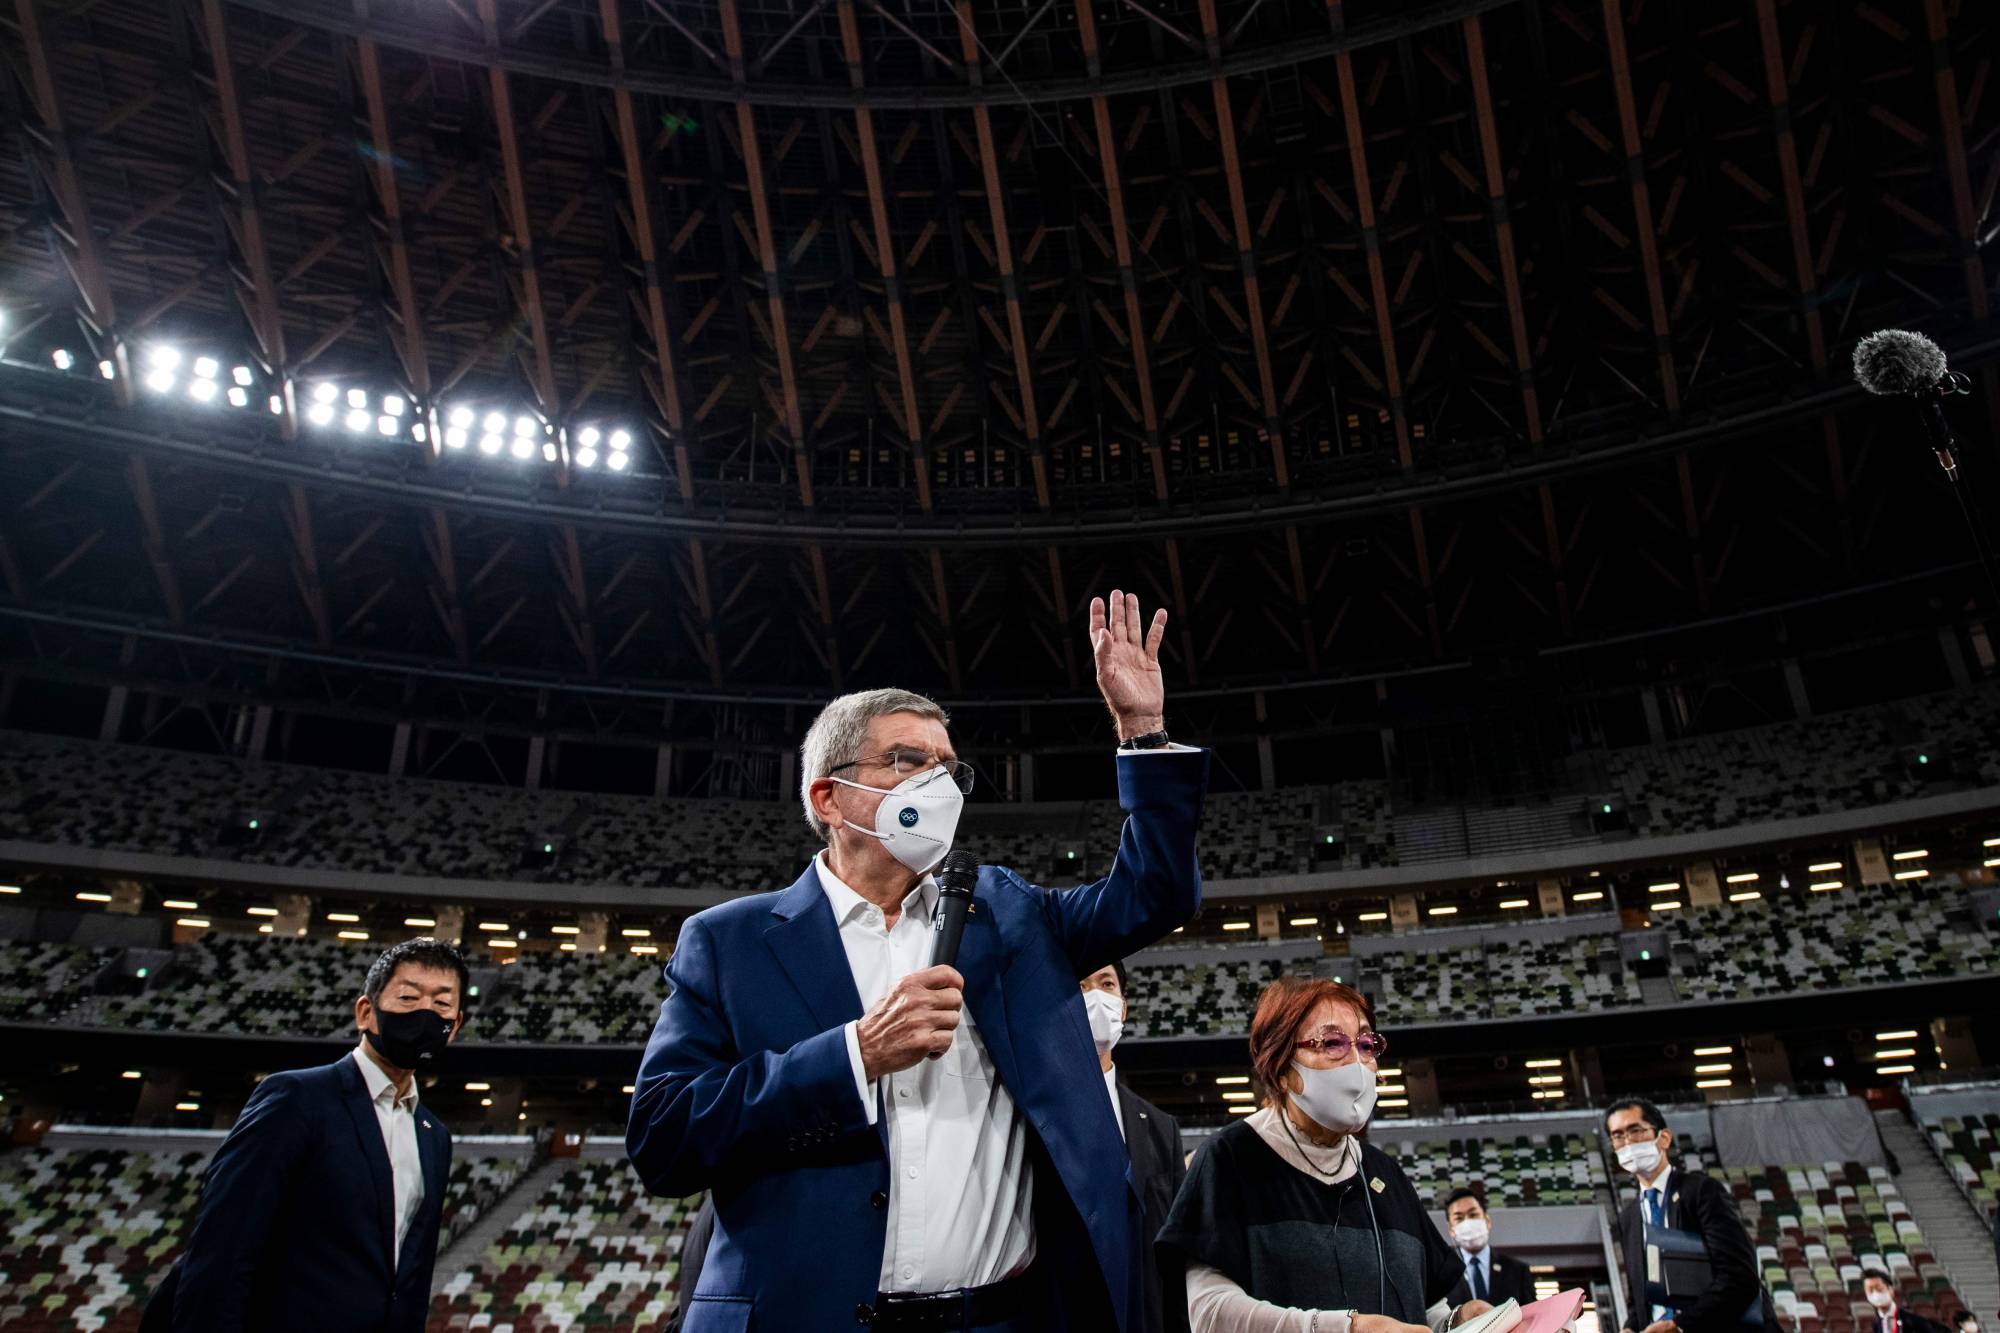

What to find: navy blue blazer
left=172, top=1053, right=452, bottom=1333
left=627, top=747, right=1208, bottom=1333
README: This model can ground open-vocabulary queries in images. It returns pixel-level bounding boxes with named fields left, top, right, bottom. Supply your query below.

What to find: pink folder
left=1515, top=1288, right=1588, bottom=1333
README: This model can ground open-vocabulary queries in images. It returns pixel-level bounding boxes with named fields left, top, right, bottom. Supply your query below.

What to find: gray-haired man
left=628, top=590, right=1210, bottom=1333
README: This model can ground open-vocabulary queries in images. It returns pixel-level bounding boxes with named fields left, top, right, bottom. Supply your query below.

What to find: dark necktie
left=1470, top=1256, right=1489, bottom=1302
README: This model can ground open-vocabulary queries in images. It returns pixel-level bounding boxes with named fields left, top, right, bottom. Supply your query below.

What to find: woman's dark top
left=1158, top=1118, right=1462, bottom=1322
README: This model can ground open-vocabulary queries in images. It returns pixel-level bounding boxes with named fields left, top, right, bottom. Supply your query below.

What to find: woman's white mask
left=830, top=766, right=965, bottom=874
left=1289, top=1060, right=1377, bottom=1135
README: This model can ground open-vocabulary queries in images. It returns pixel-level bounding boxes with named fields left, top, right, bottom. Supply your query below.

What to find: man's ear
left=809, top=778, right=846, bottom=833
left=354, top=993, right=372, bottom=1033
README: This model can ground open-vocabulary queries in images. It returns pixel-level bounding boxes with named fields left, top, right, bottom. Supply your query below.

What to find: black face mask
left=364, top=1006, right=454, bottom=1071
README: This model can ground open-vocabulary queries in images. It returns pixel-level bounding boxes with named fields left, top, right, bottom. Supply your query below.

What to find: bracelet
left=1118, top=727, right=1171, bottom=750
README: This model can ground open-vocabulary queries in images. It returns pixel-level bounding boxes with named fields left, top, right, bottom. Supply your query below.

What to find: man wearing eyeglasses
left=1606, top=1099, right=1777, bottom=1333
left=628, top=590, right=1208, bottom=1333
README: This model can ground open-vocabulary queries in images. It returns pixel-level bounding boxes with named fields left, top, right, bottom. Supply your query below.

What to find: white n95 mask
left=1289, top=1060, right=1377, bottom=1135
left=831, top=766, right=965, bottom=874
left=1083, top=988, right=1124, bottom=1052
left=1452, top=1218, right=1490, bottom=1251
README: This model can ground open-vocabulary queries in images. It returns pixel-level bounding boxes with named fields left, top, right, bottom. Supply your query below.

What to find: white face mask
left=1867, top=1292, right=1894, bottom=1312
left=1452, top=1218, right=1490, bottom=1252
left=1288, top=1060, right=1377, bottom=1135
left=831, top=766, right=965, bottom=874
left=1083, top=988, right=1124, bottom=1052
left=1617, top=1140, right=1664, bottom=1177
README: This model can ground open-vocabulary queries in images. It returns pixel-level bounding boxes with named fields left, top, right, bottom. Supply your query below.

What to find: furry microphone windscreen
left=1853, top=328, right=1949, bottom=396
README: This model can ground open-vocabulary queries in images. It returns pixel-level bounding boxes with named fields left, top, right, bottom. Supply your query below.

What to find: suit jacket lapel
left=398, top=1113, right=445, bottom=1279
left=955, top=888, right=1016, bottom=1092
left=763, top=863, right=867, bottom=1034
left=337, top=1056, right=397, bottom=1274
left=1116, top=1083, right=1154, bottom=1193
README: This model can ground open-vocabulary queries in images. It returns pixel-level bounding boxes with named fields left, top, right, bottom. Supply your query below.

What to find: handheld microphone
left=1853, top=329, right=1971, bottom=476
left=928, top=849, right=978, bottom=969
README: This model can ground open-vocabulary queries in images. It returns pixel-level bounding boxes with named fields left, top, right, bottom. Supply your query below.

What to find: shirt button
left=900, top=1266, right=914, bottom=1281
left=897, top=1087, right=911, bottom=1100
left=907, top=1166, right=919, bottom=1179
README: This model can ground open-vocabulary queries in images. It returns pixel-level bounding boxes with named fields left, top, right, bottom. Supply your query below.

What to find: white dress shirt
left=823, top=851, right=1036, bottom=1294
left=1103, top=1065, right=1126, bottom=1142
left=1640, top=1166, right=1674, bottom=1322
left=351, top=1048, right=425, bottom=1261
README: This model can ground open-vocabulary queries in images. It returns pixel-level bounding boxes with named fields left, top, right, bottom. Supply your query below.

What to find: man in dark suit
left=1081, top=960, right=1189, bottom=1333
left=627, top=590, right=1208, bottom=1332
left=169, top=937, right=466, bottom=1333
left=1442, top=1187, right=1535, bottom=1307
left=667, top=1195, right=718, bottom=1333
left=1607, top=1098, right=1779, bottom=1333
left=1863, top=1267, right=1952, bottom=1333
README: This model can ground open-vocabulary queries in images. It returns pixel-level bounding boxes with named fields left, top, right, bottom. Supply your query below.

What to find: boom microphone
left=928, top=849, right=978, bottom=969
left=1853, top=329, right=1973, bottom=475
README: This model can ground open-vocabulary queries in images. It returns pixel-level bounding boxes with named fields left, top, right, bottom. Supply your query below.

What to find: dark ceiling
left=0, top=0, right=1995, bottom=732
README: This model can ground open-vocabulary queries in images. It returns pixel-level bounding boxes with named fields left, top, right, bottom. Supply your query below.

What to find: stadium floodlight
left=542, top=441, right=558, bottom=462
left=226, top=386, right=249, bottom=408
left=268, top=395, right=283, bottom=414
left=147, top=345, right=180, bottom=370
left=509, top=435, right=534, bottom=460
left=382, top=394, right=406, bottom=416
left=99, top=360, right=115, bottom=379
left=514, top=414, right=537, bottom=438
left=344, top=408, right=371, bottom=432
left=609, top=428, right=631, bottom=450
left=307, top=402, right=335, bottom=426
left=187, top=378, right=218, bottom=403
left=449, top=405, right=475, bottom=428
left=607, top=449, right=629, bottom=472
left=445, top=427, right=469, bottom=450
left=51, top=348, right=73, bottom=370
left=577, top=426, right=601, bottom=448
left=478, top=432, right=504, bottom=455
left=345, top=387, right=368, bottom=409
left=192, top=356, right=219, bottom=380
left=231, top=365, right=253, bottom=386
left=483, top=411, right=507, bottom=434
left=311, top=382, right=338, bottom=404
left=413, top=423, right=428, bottom=444
left=377, top=415, right=399, bottom=436
left=575, top=445, right=598, bottom=469
left=144, top=367, right=176, bottom=394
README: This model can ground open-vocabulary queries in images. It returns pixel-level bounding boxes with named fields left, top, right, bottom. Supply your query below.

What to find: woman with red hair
left=1157, top=977, right=1492, bottom=1333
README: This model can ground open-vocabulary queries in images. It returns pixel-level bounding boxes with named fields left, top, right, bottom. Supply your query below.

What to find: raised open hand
left=1089, top=589, right=1167, bottom=741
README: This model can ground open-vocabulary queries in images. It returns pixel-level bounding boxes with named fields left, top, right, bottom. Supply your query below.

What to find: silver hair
left=798, top=688, right=950, bottom=841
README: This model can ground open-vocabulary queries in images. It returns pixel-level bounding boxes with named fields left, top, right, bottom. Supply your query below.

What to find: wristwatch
left=1118, top=728, right=1171, bottom=750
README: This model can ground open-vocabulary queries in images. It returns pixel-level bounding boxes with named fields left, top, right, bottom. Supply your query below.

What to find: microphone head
left=937, top=848, right=979, bottom=896
left=1853, top=329, right=1949, bottom=396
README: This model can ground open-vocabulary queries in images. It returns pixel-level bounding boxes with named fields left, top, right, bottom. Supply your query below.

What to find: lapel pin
left=1369, top=1177, right=1385, bottom=1193
left=421, top=1119, right=431, bottom=1130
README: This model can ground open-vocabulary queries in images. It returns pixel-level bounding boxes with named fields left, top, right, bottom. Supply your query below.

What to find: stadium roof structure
left=0, top=0, right=1995, bottom=729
